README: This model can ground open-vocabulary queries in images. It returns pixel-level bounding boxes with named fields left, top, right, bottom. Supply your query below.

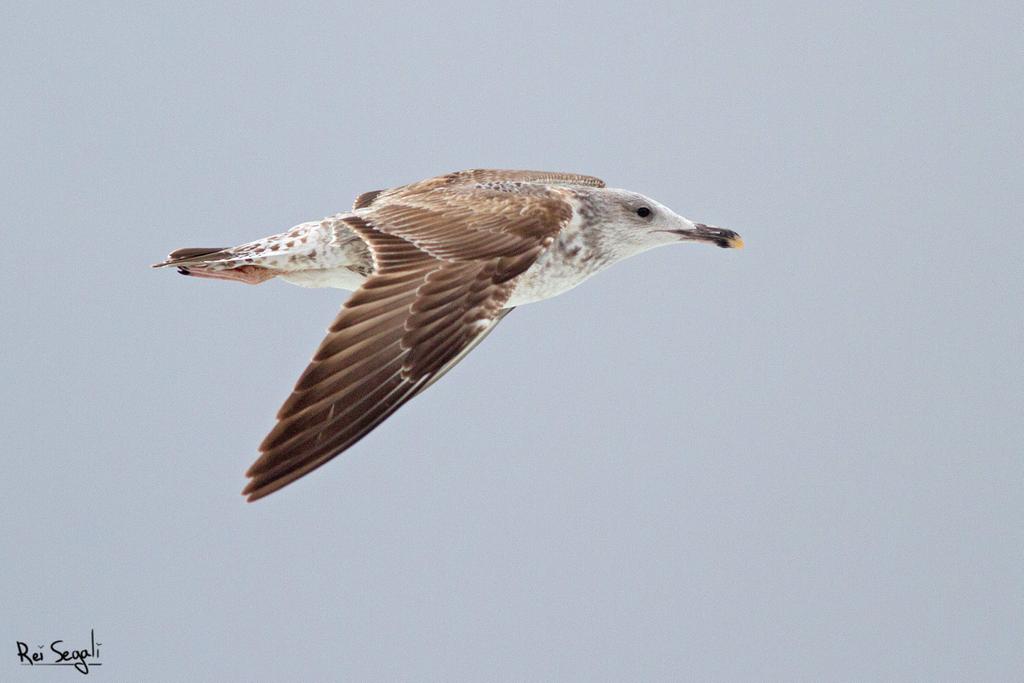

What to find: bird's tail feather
left=151, top=246, right=281, bottom=284
left=151, top=247, right=231, bottom=268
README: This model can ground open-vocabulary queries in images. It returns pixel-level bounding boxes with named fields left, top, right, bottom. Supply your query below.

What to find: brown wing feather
left=350, top=168, right=605, bottom=210
left=446, top=169, right=606, bottom=188
left=352, top=189, right=384, bottom=209
left=243, top=184, right=572, bottom=501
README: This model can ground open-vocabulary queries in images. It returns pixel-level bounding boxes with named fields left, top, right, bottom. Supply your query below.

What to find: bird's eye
left=636, top=207, right=652, bottom=218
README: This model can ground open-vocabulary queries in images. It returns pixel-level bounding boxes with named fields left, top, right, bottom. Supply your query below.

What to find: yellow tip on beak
left=727, top=235, right=744, bottom=249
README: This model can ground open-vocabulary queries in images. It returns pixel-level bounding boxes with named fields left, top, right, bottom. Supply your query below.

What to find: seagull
left=154, top=169, right=743, bottom=501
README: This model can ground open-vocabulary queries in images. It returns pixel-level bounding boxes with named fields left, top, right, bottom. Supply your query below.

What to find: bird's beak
left=665, top=223, right=744, bottom=249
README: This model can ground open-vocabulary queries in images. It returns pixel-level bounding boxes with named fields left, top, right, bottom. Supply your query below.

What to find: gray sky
left=3, top=2, right=1022, bottom=680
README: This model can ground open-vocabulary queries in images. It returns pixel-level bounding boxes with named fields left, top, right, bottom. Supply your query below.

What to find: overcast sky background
left=2, top=3, right=1021, bottom=681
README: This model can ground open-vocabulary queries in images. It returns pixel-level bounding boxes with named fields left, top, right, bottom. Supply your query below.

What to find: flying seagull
left=154, top=169, right=743, bottom=501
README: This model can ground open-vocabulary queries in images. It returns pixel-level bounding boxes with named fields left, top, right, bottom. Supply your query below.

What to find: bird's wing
left=352, top=168, right=605, bottom=210
left=244, top=184, right=573, bottom=501
left=446, top=169, right=606, bottom=188
left=412, top=306, right=515, bottom=398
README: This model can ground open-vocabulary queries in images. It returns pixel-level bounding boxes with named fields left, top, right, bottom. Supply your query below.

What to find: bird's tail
left=152, top=247, right=231, bottom=269
left=151, top=246, right=280, bottom=284
left=153, top=215, right=359, bottom=285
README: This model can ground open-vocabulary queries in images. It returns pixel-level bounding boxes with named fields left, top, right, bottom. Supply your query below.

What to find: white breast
left=506, top=207, right=610, bottom=307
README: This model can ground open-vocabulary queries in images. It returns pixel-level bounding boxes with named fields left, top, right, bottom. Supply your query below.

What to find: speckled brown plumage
left=153, top=168, right=743, bottom=501
left=242, top=171, right=583, bottom=500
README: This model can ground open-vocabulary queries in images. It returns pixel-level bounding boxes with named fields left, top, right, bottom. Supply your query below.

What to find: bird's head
left=588, top=189, right=743, bottom=258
